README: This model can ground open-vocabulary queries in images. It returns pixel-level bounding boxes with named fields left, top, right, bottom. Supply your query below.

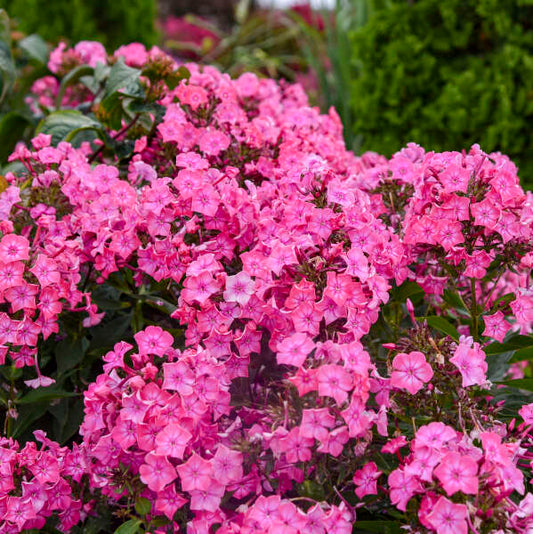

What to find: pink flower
left=134, top=326, right=173, bottom=356
left=0, top=234, right=29, bottom=262
left=353, top=462, right=381, bottom=499
left=426, top=496, right=468, bottom=534
left=519, top=403, right=533, bottom=424
left=223, top=271, right=255, bottom=305
left=317, top=364, right=353, bottom=404
left=390, top=351, right=433, bottom=395
left=177, top=452, right=213, bottom=492
left=155, top=424, right=192, bottom=459
left=276, top=333, right=315, bottom=367
left=449, top=340, right=487, bottom=387
left=482, top=310, right=512, bottom=342
left=139, top=452, right=178, bottom=492
left=434, top=452, right=479, bottom=495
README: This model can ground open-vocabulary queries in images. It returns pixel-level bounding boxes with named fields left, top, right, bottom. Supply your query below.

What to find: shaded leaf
left=17, top=386, right=79, bottom=405
left=420, top=315, right=459, bottom=340
left=114, top=519, right=142, bottom=534
left=105, top=59, right=144, bottom=99
left=36, top=110, right=101, bottom=145
left=484, top=335, right=533, bottom=355
left=498, top=378, right=533, bottom=392
left=55, top=337, right=90, bottom=374
left=18, top=34, right=48, bottom=64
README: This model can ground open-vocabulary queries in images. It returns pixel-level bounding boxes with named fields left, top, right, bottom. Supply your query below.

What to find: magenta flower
left=426, top=496, right=468, bottom=534
left=434, top=452, right=479, bottom=496
left=390, top=351, right=433, bottom=395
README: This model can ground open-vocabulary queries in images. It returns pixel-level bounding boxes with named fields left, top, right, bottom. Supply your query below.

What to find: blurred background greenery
left=1, top=0, right=532, bottom=187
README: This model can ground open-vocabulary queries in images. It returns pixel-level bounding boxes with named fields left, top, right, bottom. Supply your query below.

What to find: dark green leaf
left=134, top=497, right=152, bottom=516
left=16, top=386, right=79, bottom=405
left=509, top=346, right=533, bottom=363
left=486, top=351, right=514, bottom=381
left=12, top=402, right=49, bottom=438
left=442, top=289, right=469, bottom=315
left=56, top=65, right=94, bottom=107
left=484, top=335, right=533, bottom=355
left=391, top=281, right=423, bottom=302
left=105, top=59, right=144, bottom=99
left=114, top=519, right=142, bottom=534
left=354, top=520, right=403, bottom=533
left=18, top=34, right=48, bottom=64
left=0, top=38, right=15, bottom=103
left=497, top=378, right=533, bottom=392
left=55, top=337, right=90, bottom=374
left=89, top=313, right=132, bottom=350
left=36, top=110, right=102, bottom=145
left=0, top=111, right=32, bottom=162
left=420, top=315, right=459, bottom=340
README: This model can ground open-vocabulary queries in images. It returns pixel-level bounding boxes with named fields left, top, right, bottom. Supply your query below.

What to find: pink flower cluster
left=0, top=40, right=531, bottom=532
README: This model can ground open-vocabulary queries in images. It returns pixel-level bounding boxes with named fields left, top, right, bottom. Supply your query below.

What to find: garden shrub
left=2, top=0, right=157, bottom=49
left=349, top=0, right=533, bottom=187
left=0, top=37, right=531, bottom=533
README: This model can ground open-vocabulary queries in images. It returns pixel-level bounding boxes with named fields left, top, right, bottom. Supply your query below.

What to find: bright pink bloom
left=135, top=326, right=173, bottom=356
left=482, top=311, right=511, bottom=342
left=223, top=271, right=255, bottom=305
left=139, top=452, right=178, bottom=492
left=390, top=351, right=433, bottom=395
left=426, top=496, right=468, bottom=534
left=434, top=452, right=479, bottom=495
left=155, top=424, right=192, bottom=459
left=276, top=333, right=315, bottom=367
left=177, top=452, right=213, bottom=492
left=353, top=462, right=381, bottom=499
left=317, top=364, right=353, bottom=404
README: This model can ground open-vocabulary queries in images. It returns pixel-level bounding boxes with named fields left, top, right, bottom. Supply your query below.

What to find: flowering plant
left=0, top=34, right=531, bottom=534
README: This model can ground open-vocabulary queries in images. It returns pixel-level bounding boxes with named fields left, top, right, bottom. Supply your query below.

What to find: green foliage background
left=1, top=0, right=157, bottom=49
left=349, top=0, right=533, bottom=185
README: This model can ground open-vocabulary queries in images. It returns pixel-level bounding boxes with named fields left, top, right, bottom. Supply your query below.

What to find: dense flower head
left=0, top=38, right=531, bottom=533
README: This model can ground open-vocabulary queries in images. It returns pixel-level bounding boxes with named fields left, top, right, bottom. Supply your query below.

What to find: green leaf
left=420, top=315, right=459, bottom=340
left=55, top=337, right=90, bottom=374
left=509, top=345, right=533, bottom=363
left=16, top=386, right=78, bottom=405
left=105, top=59, right=144, bottom=99
left=0, top=21, right=15, bottom=102
left=114, top=519, right=142, bottom=534
left=134, top=497, right=152, bottom=516
left=391, top=280, right=423, bottom=302
left=18, top=34, right=48, bottom=64
left=497, top=378, right=533, bottom=392
left=36, top=110, right=101, bottom=145
left=56, top=65, right=94, bottom=107
left=442, top=289, right=469, bottom=315
left=0, top=111, right=32, bottom=162
left=354, top=520, right=403, bottom=533
left=484, top=335, right=533, bottom=355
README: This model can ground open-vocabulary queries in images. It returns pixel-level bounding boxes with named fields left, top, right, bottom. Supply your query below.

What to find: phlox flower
left=317, top=364, right=353, bottom=404
left=390, top=351, right=433, bottom=395
left=449, top=340, right=487, bottom=387
left=190, top=482, right=225, bottom=512
left=434, top=452, right=479, bottom=496
left=482, top=310, right=512, bottom=342
left=276, top=332, right=315, bottom=367
left=0, top=234, right=29, bottom=262
left=134, top=325, right=173, bottom=356
left=519, top=403, right=533, bottom=424
left=212, top=445, right=243, bottom=485
left=154, top=485, right=187, bottom=520
left=177, top=452, right=213, bottom=492
left=223, top=271, right=255, bottom=305
left=155, top=423, right=192, bottom=459
left=139, top=452, right=178, bottom=492
left=426, top=496, right=468, bottom=534
left=353, top=462, right=381, bottom=499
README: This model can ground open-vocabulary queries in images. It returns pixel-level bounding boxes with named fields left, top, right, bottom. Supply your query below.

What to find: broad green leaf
left=509, top=345, right=533, bottom=363
left=36, top=110, right=101, bottom=145
left=0, top=111, right=32, bottom=162
left=105, top=58, right=144, bottom=99
left=0, top=40, right=15, bottom=103
left=12, top=402, right=49, bottom=438
left=498, top=378, right=533, bottom=392
left=391, top=280, right=423, bottom=302
left=18, top=34, right=48, bottom=64
left=56, top=65, right=94, bottom=107
left=486, top=351, right=514, bottom=381
left=354, top=520, right=403, bottom=533
left=442, top=289, right=469, bottom=315
left=484, top=335, right=533, bottom=355
left=114, top=519, right=142, bottom=534
left=16, top=386, right=78, bottom=405
left=419, top=315, right=459, bottom=340
left=134, top=497, right=152, bottom=516
left=55, top=337, right=90, bottom=374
